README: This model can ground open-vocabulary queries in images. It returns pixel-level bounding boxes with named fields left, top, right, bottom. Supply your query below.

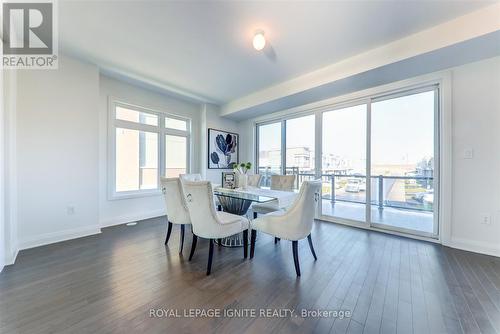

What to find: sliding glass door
left=256, top=85, right=439, bottom=238
left=285, top=115, right=316, bottom=189
left=370, top=89, right=437, bottom=236
left=321, top=104, right=367, bottom=222
left=257, top=122, right=282, bottom=187
left=257, top=114, right=316, bottom=189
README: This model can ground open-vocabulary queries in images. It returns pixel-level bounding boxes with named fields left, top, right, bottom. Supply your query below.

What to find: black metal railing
left=257, top=167, right=434, bottom=212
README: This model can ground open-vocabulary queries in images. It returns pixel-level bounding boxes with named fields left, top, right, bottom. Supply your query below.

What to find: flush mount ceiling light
left=252, top=31, right=266, bottom=51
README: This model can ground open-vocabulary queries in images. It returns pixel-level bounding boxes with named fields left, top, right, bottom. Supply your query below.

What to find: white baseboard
left=445, top=237, right=500, bottom=258
left=3, top=248, right=19, bottom=268
left=3, top=211, right=165, bottom=269
left=18, top=225, right=101, bottom=251
left=99, top=209, right=166, bottom=228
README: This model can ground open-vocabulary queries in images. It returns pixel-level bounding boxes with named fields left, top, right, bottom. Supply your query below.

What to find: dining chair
left=181, top=180, right=250, bottom=275
left=180, top=173, right=202, bottom=182
left=160, top=177, right=193, bottom=254
left=181, top=173, right=222, bottom=210
left=250, top=180, right=321, bottom=276
left=270, top=174, right=295, bottom=191
left=247, top=174, right=262, bottom=188
left=252, top=175, right=296, bottom=241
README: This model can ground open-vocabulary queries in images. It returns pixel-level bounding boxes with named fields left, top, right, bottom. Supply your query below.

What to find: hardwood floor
left=0, top=217, right=499, bottom=334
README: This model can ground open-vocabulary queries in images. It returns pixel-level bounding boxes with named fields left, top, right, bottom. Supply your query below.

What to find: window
left=115, top=128, right=158, bottom=192
left=370, top=89, right=436, bottom=234
left=116, top=106, right=158, bottom=126
left=165, top=117, right=187, bottom=131
left=110, top=100, right=190, bottom=198
left=256, top=114, right=316, bottom=189
left=257, top=122, right=282, bottom=187
left=285, top=114, right=315, bottom=188
left=322, top=104, right=367, bottom=221
left=165, top=135, right=187, bottom=177
left=255, top=84, right=440, bottom=239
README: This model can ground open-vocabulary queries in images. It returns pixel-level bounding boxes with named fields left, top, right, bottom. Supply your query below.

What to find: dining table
left=213, top=186, right=297, bottom=247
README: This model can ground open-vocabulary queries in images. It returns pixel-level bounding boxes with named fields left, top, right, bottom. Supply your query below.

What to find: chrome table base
left=216, top=195, right=253, bottom=247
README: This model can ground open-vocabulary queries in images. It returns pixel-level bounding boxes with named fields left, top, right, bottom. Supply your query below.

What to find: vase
left=237, top=174, right=248, bottom=189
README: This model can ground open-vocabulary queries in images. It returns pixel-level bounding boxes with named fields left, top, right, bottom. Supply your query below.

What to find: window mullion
left=281, top=120, right=286, bottom=175
left=159, top=117, right=166, bottom=179
left=165, top=128, right=190, bottom=137
left=365, top=101, right=372, bottom=226
left=114, top=119, right=159, bottom=133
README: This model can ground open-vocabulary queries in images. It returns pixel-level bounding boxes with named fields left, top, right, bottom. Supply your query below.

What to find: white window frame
left=108, top=97, right=191, bottom=200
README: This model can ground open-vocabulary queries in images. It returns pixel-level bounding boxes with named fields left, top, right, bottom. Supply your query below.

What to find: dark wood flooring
left=0, top=218, right=499, bottom=334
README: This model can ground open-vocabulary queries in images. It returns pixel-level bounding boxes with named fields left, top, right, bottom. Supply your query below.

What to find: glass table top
left=213, top=187, right=276, bottom=203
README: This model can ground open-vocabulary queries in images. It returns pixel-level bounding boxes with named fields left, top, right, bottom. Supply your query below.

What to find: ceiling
left=59, top=0, right=494, bottom=104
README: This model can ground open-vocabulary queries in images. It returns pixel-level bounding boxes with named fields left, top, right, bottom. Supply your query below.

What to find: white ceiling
left=59, top=0, right=494, bottom=104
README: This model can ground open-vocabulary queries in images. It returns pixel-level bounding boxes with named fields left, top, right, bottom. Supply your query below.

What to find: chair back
left=271, top=175, right=295, bottom=191
left=160, top=177, right=191, bottom=225
left=248, top=174, right=262, bottom=187
left=180, top=173, right=202, bottom=182
left=283, top=180, right=322, bottom=240
left=181, top=181, right=222, bottom=238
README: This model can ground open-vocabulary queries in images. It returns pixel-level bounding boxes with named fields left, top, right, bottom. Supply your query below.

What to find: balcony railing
left=257, top=167, right=434, bottom=212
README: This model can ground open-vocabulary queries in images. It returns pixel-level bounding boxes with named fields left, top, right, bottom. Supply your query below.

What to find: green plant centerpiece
left=233, top=162, right=252, bottom=174
left=233, top=162, right=252, bottom=189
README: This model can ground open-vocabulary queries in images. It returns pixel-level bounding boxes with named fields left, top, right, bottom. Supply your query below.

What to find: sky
left=259, top=90, right=435, bottom=167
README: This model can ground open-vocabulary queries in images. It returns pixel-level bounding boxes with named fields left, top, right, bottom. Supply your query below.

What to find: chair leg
left=250, top=230, right=257, bottom=259
left=189, top=234, right=197, bottom=261
left=275, top=237, right=280, bottom=244
left=179, top=225, right=185, bottom=253
left=164, top=221, right=172, bottom=245
left=243, top=230, right=248, bottom=258
left=292, top=240, right=301, bottom=276
left=307, top=234, right=317, bottom=260
left=207, top=239, right=214, bottom=275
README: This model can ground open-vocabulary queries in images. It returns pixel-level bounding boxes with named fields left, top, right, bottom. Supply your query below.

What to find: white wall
left=200, top=104, right=241, bottom=184
left=3, top=70, right=18, bottom=265
left=237, top=56, right=500, bottom=256
left=98, top=75, right=202, bottom=226
left=450, top=57, right=500, bottom=255
left=238, top=118, right=255, bottom=169
left=0, top=69, right=5, bottom=272
left=16, top=56, right=100, bottom=249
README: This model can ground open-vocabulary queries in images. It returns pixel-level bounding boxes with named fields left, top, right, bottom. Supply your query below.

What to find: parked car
left=345, top=178, right=361, bottom=192
left=359, top=179, right=366, bottom=192
left=423, top=190, right=434, bottom=204
left=413, top=190, right=434, bottom=204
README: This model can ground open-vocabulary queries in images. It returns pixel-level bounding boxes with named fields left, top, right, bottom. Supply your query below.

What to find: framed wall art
left=208, top=128, right=239, bottom=169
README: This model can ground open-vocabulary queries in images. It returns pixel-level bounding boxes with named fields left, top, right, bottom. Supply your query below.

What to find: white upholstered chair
left=270, top=174, right=296, bottom=191
left=181, top=173, right=221, bottom=209
left=252, top=174, right=295, bottom=214
left=247, top=174, right=262, bottom=188
left=252, top=174, right=296, bottom=243
left=180, top=173, right=202, bottom=182
left=250, top=180, right=321, bottom=276
left=182, top=181, right=250, bottom=275
left=160, top=177, right=193, bottom=254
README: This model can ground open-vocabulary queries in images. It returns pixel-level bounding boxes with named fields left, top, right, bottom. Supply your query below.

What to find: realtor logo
left=1, top=0, right=58, bottom=69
